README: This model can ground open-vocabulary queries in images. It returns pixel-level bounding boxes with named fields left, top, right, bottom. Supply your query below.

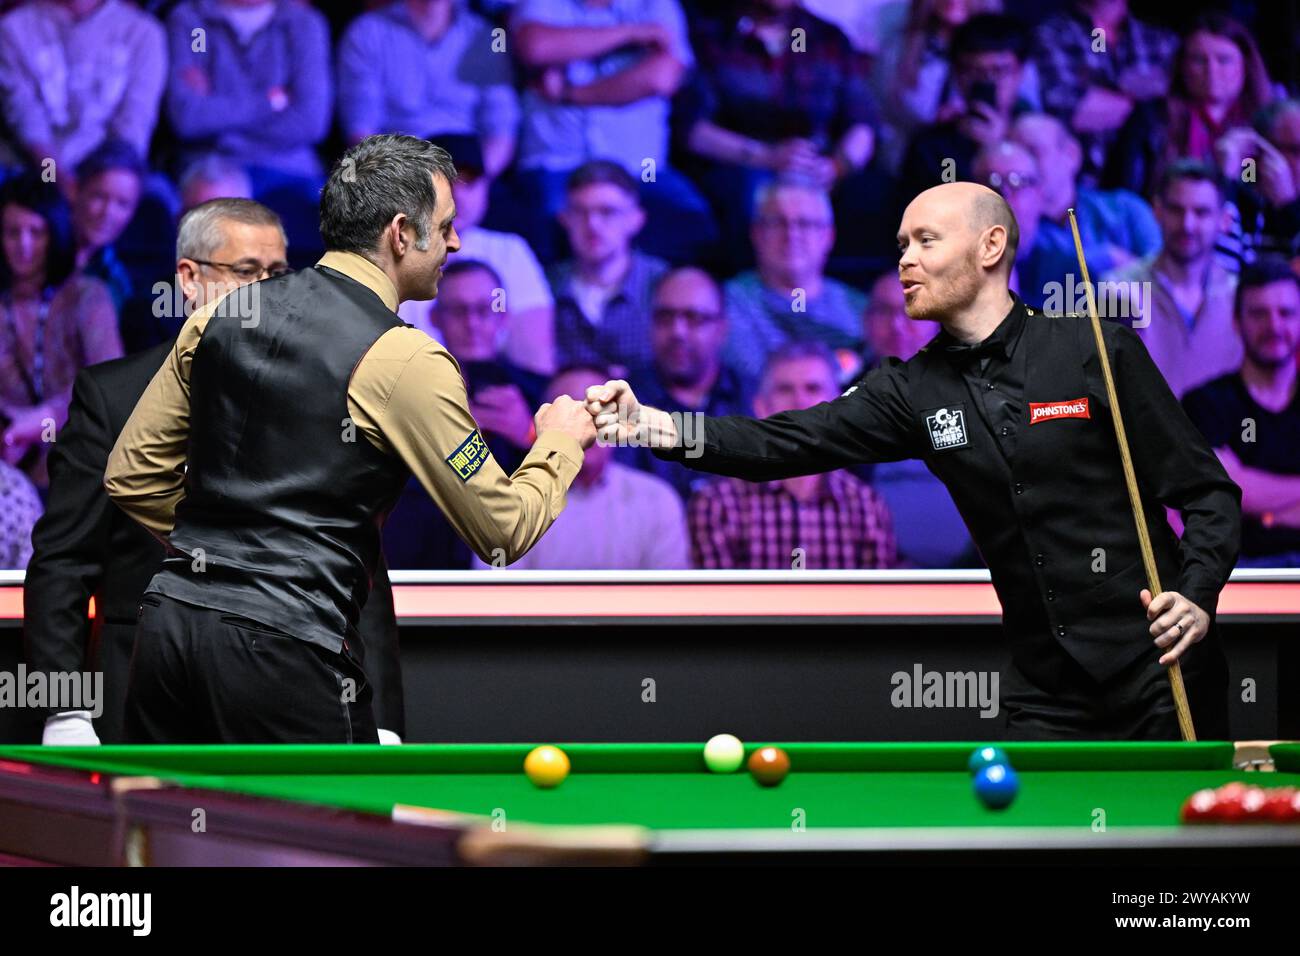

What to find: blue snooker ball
left=968, top=746, right=1010, bottom=775
left=973, top=763, right=1019, bottom=809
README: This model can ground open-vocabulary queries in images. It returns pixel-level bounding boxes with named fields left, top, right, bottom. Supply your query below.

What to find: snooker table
left=2, top=742, right=1299, bottom=866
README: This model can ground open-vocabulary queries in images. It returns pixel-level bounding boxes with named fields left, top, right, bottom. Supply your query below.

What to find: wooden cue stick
left=1066, top=208, right=1197, bottom=742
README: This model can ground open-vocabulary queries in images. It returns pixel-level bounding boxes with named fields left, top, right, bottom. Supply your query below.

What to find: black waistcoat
left=905, top=308, right=1185, bottom=684
left=148, top=265, right=411, bottom=653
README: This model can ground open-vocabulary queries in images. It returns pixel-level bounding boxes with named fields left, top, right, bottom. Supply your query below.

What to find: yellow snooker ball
left=523, top=745, right=571, bottom=788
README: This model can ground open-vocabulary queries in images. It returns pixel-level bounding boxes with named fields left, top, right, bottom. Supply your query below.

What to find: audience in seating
left=1215, top=98, right=1300, bottom=266
left=689, top=341, right=896, bottom=569
left=178, top=157, right=254, bottom=214
left=474, top=365, right=690, bottom=570
left=1103, top=159, right=1241, bottom=398
left=1032, top=0, right=1177, bottom=185
left=723, top=177, right=868, bottom=390
left=399, top=133, right=554, bottom=375
left=338, top=0, right=519, bottom=177
left=1183, top=257, right=1300, bottom=567
left=1106, top=12, right=1274, bottom=199
left=626, top=266, right=750, bottom=501
left=508, top=0, right=714, bottom=263
left=386, top=259, right=549, bottom=570
left=0, top=174, right=122, bottom=490
left=897, top=13, right=1032, bottom=205
left=549, top=160, right=668, bottom=376
left=71, top=140, right=145, bottom=312
left=1011, top=112, right=1161, bottom=284
left=972, top=141, right=1048, bottom=308
left=0, top=0, right=166, bottom=180
left=682, top=0, right=886, bottom=268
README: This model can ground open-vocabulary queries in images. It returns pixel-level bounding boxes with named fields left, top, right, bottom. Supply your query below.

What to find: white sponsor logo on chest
left=925, top=406, right=969, bottom=451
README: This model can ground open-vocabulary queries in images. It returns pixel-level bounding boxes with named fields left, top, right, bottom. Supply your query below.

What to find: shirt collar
left=316, top=251, right=400, bottom=313
left=933, top=293, right=1027, bottom=364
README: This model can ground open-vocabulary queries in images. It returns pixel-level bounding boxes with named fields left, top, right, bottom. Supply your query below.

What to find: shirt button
left=1014, top=482, right=1024, bottom=494
left=1035, top=553, right=1045, bottom=566
left=985, top=382, right=995, bottom=390
left=1046, top=588, right=1056, bottom=601
left=1056, top=625, right=1067, bottom=637
left=1000, top=426, right=1011, bottom=437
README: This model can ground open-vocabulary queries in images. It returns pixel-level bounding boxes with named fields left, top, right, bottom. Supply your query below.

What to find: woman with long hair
left=0, top=173, right=122, bottom=490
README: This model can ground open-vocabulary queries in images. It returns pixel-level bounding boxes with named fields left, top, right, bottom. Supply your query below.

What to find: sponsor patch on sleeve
left=446, top=429, right=491, bottom=482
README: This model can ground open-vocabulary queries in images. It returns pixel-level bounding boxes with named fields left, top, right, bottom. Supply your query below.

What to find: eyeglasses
left=563, top=204, right=637, bottom=222
left=985, top=171, right=1038, bottom=193
left=191, top=259, right=292, bottom=281
left=652, top=307, right=722, bottom=328
left=754, top=216, right=831, bottom=233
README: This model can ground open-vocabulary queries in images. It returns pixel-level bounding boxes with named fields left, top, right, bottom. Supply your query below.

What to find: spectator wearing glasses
left=549, top=160, right=668, bottom=376
left=398, top=134, right=554, bottom=375
left=338, top=0, right=519, bottom=177
left=723, top=177, right=868, bottom=391
left=688, top=341, right=896, bottom=570
left=897, top=13, right=1031, bottom=206
left=1183, top=258, right=1300, bottom=567
left=1, top=174, right=121, bottom=491
left=1010, top=113, right=1159, bottom=286
left=627, top=267, right=750, bottom=500
left=972, top=140, right=1047, bottom=308
left=0, top=0, right=166, bottom=186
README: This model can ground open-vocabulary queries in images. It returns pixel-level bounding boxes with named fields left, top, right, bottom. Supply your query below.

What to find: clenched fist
left=534, top=394, right=597, bottom=449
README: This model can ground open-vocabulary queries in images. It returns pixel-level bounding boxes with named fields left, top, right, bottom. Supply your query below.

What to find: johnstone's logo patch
left=446, top=429, right=490, bottom=482
left=924, top=405, right=968, bottom=451
left=1029, top=397, right=1091, bottom=425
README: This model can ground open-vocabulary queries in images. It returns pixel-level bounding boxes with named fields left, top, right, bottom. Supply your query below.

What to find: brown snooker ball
left=747, top=746, right=790, bottom=787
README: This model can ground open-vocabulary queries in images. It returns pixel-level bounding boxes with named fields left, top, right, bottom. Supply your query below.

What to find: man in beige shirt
left=103, top=134, right=595, bottom=743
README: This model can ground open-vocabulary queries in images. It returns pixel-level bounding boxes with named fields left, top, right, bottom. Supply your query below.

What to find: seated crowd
left=0, top=0, right=1298, bottom=570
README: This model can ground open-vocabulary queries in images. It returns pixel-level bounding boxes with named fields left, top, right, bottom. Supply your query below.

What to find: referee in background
left=588, top=181, right=1242, bottom=740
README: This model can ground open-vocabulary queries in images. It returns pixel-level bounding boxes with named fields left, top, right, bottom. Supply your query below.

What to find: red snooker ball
left=1180, top=788, right=1218, bottom=824
left=747, top=746, right=791, bottom=787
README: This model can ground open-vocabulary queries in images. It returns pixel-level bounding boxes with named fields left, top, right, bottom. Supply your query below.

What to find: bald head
left=896, top=182, right=1019, bottom=321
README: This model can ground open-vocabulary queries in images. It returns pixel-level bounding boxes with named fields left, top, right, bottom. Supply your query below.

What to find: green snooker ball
left=704, top=734, right=745, bottom=773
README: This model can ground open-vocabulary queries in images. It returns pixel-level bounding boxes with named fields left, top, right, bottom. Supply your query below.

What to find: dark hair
left=1155, top=157, right=1225, bottom=203
left=437, top=258, right=504, bottom=290
left=320, top=134, right=457, bottom=255
left=1173, top=13, right=1273, bottom=121
left=950, top=14, right=1027, bottom=64
left=0, top=172, right=77, bottom=291
left=566, top=160, right=640, bottom=201
left=1234, top=255, right=1300, bottom=316
left=75, top=138, right=147, bottom=183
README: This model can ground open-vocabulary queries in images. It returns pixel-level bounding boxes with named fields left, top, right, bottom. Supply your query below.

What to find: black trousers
left=124, top=593, right=379, bottom=744
left=1002, top=634, right=1230, bottom=741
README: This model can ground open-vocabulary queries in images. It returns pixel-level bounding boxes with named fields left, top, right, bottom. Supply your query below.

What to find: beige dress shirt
left=104, top=250, right=583, bottom=565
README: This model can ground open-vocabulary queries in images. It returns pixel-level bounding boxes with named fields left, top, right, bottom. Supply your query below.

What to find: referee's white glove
left=377, top=728, right=402, bottom=745
left=41, top=711, right=101, bottom=746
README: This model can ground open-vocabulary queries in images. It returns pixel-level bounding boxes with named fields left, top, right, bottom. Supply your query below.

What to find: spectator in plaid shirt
left=548, top=161, right=668, bottom=377
left=688, top=342, right=896, bottom=569
left=1031, top=0, right=1177, bottom=185
left=681, top=0, right=882, bottom=267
